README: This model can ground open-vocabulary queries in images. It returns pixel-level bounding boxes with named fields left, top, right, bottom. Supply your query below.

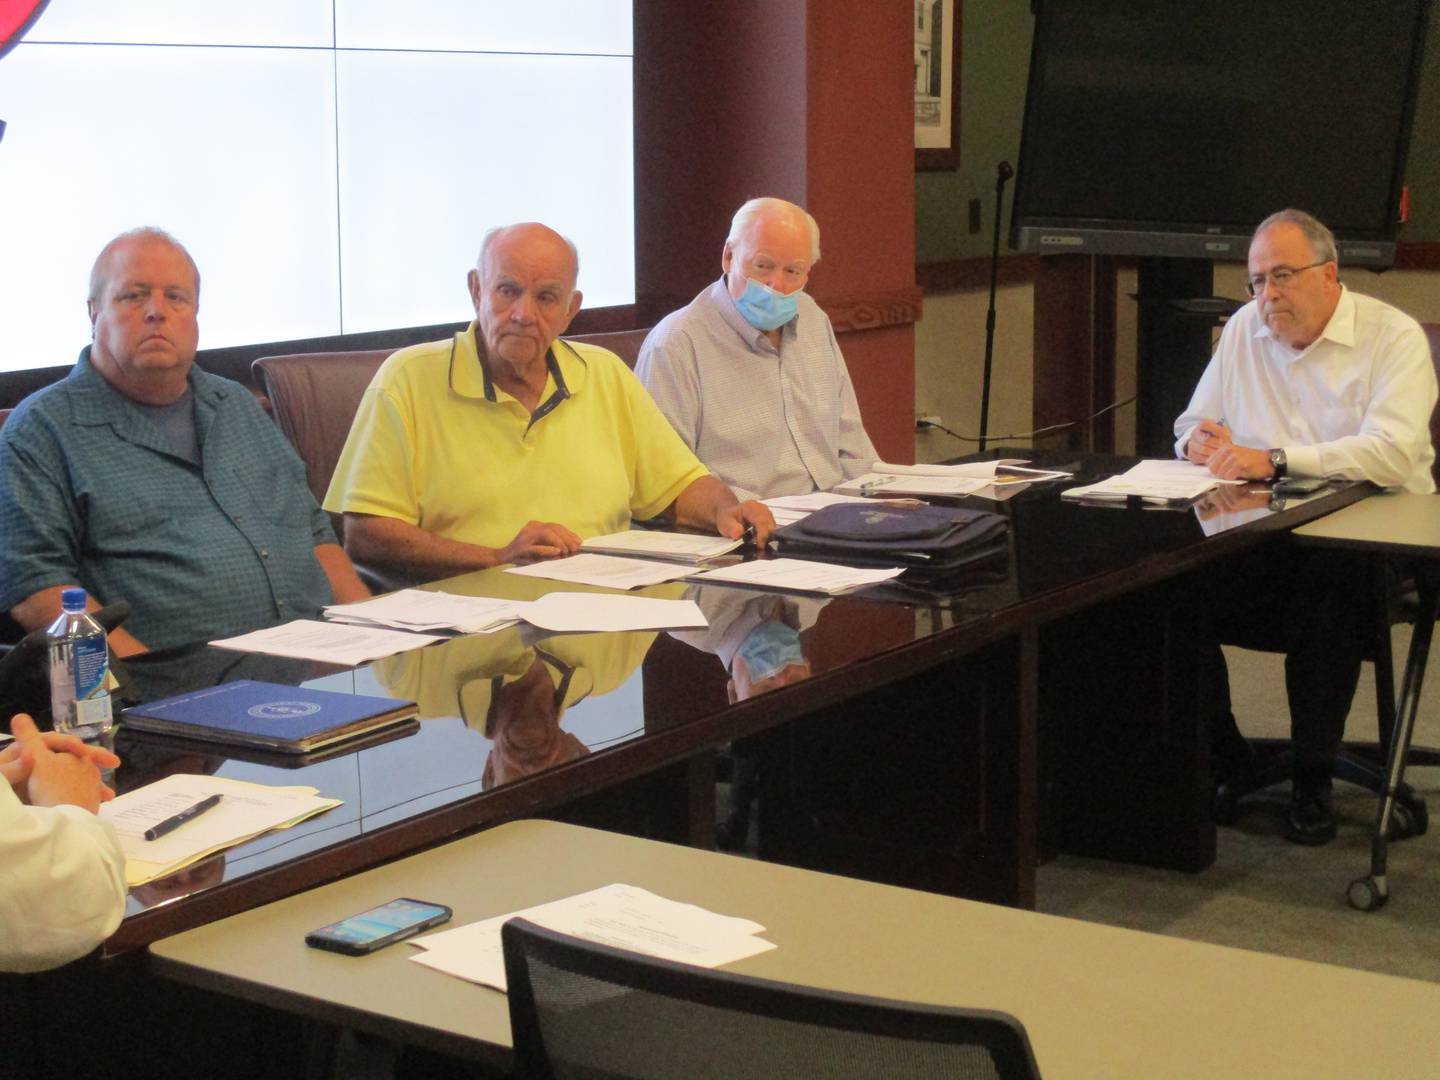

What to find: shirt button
left=260, top=550, right=270, bottom=558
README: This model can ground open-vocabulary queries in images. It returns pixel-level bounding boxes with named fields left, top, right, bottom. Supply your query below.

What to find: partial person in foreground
left=1175, top=207, right=1437, bottom=844
left=0, top=228, right=369, bottom=656
left=1, top=713, right=127, bottom=972
left=636, top=197, right=877, bottom=501
left=326, top=222, right=773, bottom=578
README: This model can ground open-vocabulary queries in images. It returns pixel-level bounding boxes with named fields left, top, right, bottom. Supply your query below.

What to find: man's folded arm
left=10, top=586, right=148, bottom=659
left=666, top=475, right=776, bottom=547
left=313, top=543, right=371, bottom=604
left=342, top=513, right=581, bottom=577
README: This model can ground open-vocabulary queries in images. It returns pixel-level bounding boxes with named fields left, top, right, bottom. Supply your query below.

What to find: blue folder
left=121, top=679, right=417, bottom=753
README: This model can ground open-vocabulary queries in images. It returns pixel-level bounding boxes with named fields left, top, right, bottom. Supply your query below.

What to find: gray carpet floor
left=1037, top=628, right=1440, bottom=985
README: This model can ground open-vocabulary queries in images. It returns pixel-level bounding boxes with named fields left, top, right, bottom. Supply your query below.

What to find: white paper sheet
left=1061, top=458, right=1244, bottom=504
left=325, top=589, right=524, bottom=633
left=580, top=530, right=742, bottom=563
left=100, top=773, right=341, bottom=886
left=408, top=883, right=775, bottom=992
left=518, top=592, right=708, bottom=633
left=210, top=620, right=444, bottom=665
left=762, top=491, right=876, bottom=526
left=870, top=459, right=1071, bottom=482
left=835, top=472, right=989, bottom=497
left=686, top=558, right=903, bottom=595
left=505, top=553, right=695, bottom=589
left=1121, top=459, right=1244, bottom=484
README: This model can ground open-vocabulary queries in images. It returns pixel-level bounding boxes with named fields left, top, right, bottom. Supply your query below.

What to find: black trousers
left=1200, top=543, right=1377, bottom=782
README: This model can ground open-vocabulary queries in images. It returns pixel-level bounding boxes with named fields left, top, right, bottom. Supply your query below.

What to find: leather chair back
left=0, top=407, right=11, bottom=429
left=252, top=349, right=394, bottom=533
left=564, top=328, right=649, bottom=369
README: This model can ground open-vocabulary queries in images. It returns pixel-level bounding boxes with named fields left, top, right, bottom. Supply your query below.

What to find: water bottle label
left=72, top=636, right=109, bottom=701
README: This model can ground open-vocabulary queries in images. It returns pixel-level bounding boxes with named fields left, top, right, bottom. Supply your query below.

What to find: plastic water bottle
left=47, top=587, right=113, bottom=739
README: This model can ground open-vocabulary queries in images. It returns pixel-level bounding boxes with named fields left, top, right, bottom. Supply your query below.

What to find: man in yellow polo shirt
left=325, top=222, right=773, bottom=577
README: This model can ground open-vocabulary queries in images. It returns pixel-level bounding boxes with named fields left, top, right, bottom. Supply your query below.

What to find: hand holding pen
left=1185, top=419, right=1232, bottom=466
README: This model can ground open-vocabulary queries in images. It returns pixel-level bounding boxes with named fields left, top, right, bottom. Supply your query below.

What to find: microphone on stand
left=977, top=161, right=1014, bottom=454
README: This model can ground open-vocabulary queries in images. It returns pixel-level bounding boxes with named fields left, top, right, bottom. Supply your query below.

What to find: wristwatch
left=1268, top=448, right=1287, bottom=479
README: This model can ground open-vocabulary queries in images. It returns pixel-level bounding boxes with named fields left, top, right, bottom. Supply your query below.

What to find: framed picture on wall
left=913, top=0, right=961, bottom=170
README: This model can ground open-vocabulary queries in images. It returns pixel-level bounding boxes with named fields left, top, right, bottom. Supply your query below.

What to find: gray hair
left=476, top=224, right=581, bottom=278
left=88, top=227, right=201, bottom=303
left=727, top=197, right=821, bottom=265
left=1253, top=209, right=1339, bottom=267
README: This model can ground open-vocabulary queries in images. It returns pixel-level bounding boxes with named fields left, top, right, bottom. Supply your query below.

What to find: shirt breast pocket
left=236, top=457, right=316, bottom=530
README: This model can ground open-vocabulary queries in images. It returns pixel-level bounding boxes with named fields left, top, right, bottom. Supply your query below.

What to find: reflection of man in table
left=636, top=198, right=877, bottom=501
left=325, top=222, right=773, bottom=579
left=1175, top=208, right=1438, bottom=844
left=672, top=586, right=827, bottom=849
left=371, top=577, right=668, bottom=788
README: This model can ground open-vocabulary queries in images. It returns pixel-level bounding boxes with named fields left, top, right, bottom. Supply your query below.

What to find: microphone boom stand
left=977, top=161, right=1014, bottom=453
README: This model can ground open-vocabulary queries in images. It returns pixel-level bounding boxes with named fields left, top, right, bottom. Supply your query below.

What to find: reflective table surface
left=96, top=454, right=1367, bottom=949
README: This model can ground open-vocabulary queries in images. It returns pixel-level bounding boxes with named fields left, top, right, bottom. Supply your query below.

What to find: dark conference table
left=75, top=454, right=1369, bottom=957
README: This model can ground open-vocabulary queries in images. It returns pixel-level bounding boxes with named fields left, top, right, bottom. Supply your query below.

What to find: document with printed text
left=408, top=883, right=776, bottom=992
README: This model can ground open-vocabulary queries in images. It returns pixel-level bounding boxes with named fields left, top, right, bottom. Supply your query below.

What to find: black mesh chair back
left=502, top=918, right=1043, bottom=1080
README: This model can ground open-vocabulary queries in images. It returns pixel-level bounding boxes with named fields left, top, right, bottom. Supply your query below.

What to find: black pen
left=741, top=522, right=757, bottom=548
left=145, top=793, right=223, bottom=841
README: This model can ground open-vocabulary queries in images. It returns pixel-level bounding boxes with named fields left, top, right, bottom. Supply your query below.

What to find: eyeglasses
left=1245, top=260, right=1329, bottom=297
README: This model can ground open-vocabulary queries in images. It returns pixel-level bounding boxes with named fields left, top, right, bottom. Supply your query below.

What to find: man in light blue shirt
left=636, top=198, right=877, bottom=502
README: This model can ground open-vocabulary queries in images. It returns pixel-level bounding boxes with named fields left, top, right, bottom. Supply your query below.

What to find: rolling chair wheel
left=1347, top=876, right=1388, bottom=912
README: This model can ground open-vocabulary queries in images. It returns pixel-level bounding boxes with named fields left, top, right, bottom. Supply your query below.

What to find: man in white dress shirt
left=636, top=198, right=878, bottom=501
left=1176, top=207, right=1437, bottom=844
left=1, top=713, right=126, bottom=971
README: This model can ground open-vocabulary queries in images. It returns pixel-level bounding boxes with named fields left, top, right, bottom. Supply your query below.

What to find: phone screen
left=305, top=898, right=451, bottom=954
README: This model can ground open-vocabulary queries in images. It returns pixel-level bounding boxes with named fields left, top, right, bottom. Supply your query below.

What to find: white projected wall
left=0, top=1, right=633, bottom=374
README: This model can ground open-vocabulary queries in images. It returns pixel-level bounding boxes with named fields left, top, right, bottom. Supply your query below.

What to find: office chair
left=251, top=348, right=396, bottom=536
left=1215, top=321, right=1440, bottom=835
left=502, top=918, right=1044, bottom=1080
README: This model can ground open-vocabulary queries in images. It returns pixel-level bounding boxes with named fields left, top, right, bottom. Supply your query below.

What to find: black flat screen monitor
left=1010, top=0, right=1431, bottom=266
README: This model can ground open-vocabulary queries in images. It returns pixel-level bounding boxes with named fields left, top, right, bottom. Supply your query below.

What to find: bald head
left=467, top=222, right=583, bottom=384
left=85, top=228, right=201, bottom=405
left=89, top=227, right=199, bottom=308
left=476, top=223, right=579, bottom=287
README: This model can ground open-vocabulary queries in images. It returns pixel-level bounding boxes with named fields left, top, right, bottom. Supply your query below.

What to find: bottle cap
left=60, top=587, right=88, bottom=611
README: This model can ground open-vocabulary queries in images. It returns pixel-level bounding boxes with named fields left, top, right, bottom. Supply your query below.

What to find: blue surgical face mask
left=734, top=619, right=805, bottom=682
left=734, top=277, right=801, bottom=332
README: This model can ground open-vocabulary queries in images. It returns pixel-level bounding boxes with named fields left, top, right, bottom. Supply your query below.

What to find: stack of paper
left=1062, top=459, right=1240, bottom=505
left=581, top=529, right=742, bottom=564
left=836, top=459, right=1072, bottom=498
left=836, top=472, right=989, bottom=497
left=506, top=552, right=694, bottom=590
left=762, top=491, right=875, bottom=527
left=326, top=589, right=524, bottom=634
left=687, top=558, right=903, bottom=595
left=210, top=620, right=445, bottom=665
left=409, top=883, right=776, bottom=993
left=100, top=773, right=342, bottom=886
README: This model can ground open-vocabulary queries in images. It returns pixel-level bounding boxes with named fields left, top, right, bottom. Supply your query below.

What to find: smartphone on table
left=305, top=897, right=452, bottom=955
left=1272, top=477, right=1329, bottom=496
